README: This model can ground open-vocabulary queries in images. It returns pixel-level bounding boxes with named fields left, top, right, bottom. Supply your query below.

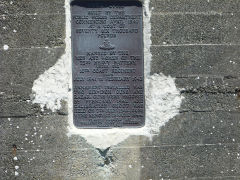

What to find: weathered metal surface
left=71, top=1, right=144, bottom=128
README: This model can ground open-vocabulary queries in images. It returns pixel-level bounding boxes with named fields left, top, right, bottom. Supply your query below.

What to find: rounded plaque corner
left=73, top=120, right=80, bottom=129
left=70, top=0, right=79, bottom=6
left=138, top=120, right=145, bottom=128
left=135, top=0, right=143, bottom=7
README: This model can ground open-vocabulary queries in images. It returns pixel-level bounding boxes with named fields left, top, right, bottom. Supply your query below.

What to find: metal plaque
left=71, top=1, right=144, bottom=128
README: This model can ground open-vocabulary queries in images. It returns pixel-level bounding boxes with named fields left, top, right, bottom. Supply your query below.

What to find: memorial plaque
left=71, top=1, right=144, bottom=128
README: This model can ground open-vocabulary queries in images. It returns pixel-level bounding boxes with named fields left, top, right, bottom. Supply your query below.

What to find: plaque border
left=71, top=0, right=145, bottom=128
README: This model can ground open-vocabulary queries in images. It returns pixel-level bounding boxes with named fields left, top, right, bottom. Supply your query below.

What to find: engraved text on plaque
left=71, top=1, right=144, bottom=128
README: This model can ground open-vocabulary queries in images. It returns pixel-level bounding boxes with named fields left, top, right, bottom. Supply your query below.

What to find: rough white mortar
left=31, top=0, right=183, bottom=149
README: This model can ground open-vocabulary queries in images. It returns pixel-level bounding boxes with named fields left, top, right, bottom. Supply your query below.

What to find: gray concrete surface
left=0, top=0, right=240, bottom=179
